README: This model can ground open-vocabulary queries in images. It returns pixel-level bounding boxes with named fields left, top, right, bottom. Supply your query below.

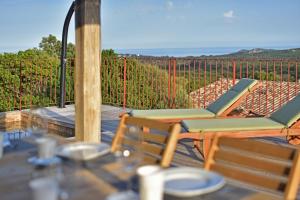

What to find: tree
left=39, top=34, right=61, bottom=57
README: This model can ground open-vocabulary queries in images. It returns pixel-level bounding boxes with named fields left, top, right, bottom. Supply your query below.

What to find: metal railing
left=0, top=57, right=299, bottom=116
left=101, top=57, right=299, bottom=115
left=0, top=59, right=74, bottom=111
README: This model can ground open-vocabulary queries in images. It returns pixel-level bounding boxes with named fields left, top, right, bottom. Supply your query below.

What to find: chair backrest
left=205, top=137, right=300, bottom=200
left=207, top=78, right=258, bottom=116
left=269, top=93, right=300, bottom=127
left=111, top=115, right=181, bottom=168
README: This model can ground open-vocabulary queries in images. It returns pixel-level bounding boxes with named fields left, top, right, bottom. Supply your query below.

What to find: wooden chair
left=111, top=115, right=181, bottom=168
left=204, top=136, right=300, bottom=200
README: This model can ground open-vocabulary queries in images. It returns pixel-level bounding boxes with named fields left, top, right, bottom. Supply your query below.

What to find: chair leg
left=203, top=135, right=212, bottom=160
left=193, top=140, right=205, bottom=159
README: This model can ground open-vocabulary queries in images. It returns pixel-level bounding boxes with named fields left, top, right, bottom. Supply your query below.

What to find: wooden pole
left=74, top=0, right=101, bottom=142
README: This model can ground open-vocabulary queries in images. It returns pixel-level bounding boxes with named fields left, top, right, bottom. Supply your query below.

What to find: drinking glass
left=27, top=106, right=48, bottom=139
left=114, top=125, right=144, bottom=191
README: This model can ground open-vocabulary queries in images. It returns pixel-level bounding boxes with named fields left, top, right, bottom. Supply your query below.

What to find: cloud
left=166, top=0, right=174, bottom=10
left=224, top=10, right=234, bottom=18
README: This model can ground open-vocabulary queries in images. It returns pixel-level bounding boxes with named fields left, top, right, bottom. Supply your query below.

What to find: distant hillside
left=124, top=47, right=300, bottom=60
left=223, top=48, right=300, bottom=59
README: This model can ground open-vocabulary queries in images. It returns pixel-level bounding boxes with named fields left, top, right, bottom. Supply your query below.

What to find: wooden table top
left=0, top=136, right=280, bottom=200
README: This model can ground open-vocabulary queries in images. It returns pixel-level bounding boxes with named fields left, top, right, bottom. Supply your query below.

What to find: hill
left=127, top=48, right=300, bottom=60
left=217, top=48, right=300, bottom=60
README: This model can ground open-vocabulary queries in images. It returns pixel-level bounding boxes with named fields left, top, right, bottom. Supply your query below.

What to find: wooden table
left=0, top=137, right=279, bottom=200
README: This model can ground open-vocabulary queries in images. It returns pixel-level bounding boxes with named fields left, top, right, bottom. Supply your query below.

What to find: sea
left=114, top=46, right=298, bottom=57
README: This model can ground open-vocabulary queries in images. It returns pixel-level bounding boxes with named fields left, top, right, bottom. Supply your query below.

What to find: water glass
left=114, top=126, right=144, bottom=189
left=27, top=107, right=48, bottom=137
left=29, top=176, right=59, bottom=200
left=36, top=137, right=57, bottom=159
left=137, top=165, right=164, bottom=200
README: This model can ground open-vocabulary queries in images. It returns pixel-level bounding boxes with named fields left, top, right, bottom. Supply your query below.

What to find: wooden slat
left=215, top=150, right=291, bottom=176
left=143, top=154, right=160, bottom=165
left=122, top=138, right=139, bottom=148
left=125, top=117, right=171, bottom=132
left=219, top=138, right=295, bottom=160
left=143, top=143, right=164, bottom=156
left=284, top=152, right=300, bottom=200
left=242, top=193, right=282, bottom=200
left=123, top=138, right=164, bottom=156
left=143, top=132, right=167, bottom=144
left=211, top=163, right=286, bottom=192
left=123, top=127, right=167, bottom=144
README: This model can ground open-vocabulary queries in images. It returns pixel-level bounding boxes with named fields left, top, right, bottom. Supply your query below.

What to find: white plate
left=163, top=167, right=225, bottom=197
left=55, top=142, right=111, bottom=161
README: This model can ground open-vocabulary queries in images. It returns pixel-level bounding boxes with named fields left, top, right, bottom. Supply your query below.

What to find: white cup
left=137, top=165, right=164, bottom=200
left=36, top=138, right=56, bottom=159
left=29, top=176, right=58, bottom=200
left=0, top=133, right=3, bottom=159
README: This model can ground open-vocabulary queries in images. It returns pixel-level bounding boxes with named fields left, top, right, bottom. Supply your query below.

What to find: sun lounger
left=181, top=93, right=300, bottom=157
left=129, top=78, right=259, bottom=122
left=205, top=137, right=300, bottom=200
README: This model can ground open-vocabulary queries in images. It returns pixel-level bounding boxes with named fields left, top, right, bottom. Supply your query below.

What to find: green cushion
left=270, top=94, right=300, bottom=127
left=182, top=118, right=284, bottom=132
left=207, top=78, right=258, bottom=116
left=130, top=108, right=215, bottom=119
left=231, top=78, right=258, bottom=93
left=206, top=91, right=239, bottom=116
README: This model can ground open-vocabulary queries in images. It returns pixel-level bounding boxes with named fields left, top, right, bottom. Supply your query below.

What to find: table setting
left=0, top=109, right=261, bottom=200
left=0, top=129, right=264, bottom=200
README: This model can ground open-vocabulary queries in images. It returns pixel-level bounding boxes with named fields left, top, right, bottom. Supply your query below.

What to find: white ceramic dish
left=55, top=142, right=110, bottom=161
left=163, top=167, right=225, bottom=197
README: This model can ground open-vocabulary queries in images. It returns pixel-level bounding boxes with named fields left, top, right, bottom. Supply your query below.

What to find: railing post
left=19, top=62, right=22, bottom=111
left=232, top=60, right=236, bottom=85
left=173, top=59, right=176, bottom=108
left=168, top=59, right=171, bottom=108
left=123, top=57, right=127, bottom=110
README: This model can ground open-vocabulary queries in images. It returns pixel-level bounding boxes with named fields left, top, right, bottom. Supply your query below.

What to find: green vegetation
left=0, top=36, right=299, bottom=112
left=101, top=53, right=189, bottom=109
left=0, top=35, right=189, bottom=111
left=225, top=48, right=300, bottom=59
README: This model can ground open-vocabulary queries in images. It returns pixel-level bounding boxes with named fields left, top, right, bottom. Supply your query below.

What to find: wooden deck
left=20, top=104, right=298, bottom=167
left=21, top=105, right=204, bottom=167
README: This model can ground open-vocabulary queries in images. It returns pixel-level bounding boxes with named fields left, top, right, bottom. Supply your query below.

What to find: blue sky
left=0, top=0, right=300, bottom=52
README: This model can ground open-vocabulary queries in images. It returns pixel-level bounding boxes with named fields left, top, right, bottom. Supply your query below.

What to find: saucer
left=28, top=156, right=61, bottom=167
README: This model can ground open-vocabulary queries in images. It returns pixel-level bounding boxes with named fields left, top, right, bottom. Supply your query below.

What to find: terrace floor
left=23, top=104, right=205, bottom=167
left=6, top=104, right=299, bottom=198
